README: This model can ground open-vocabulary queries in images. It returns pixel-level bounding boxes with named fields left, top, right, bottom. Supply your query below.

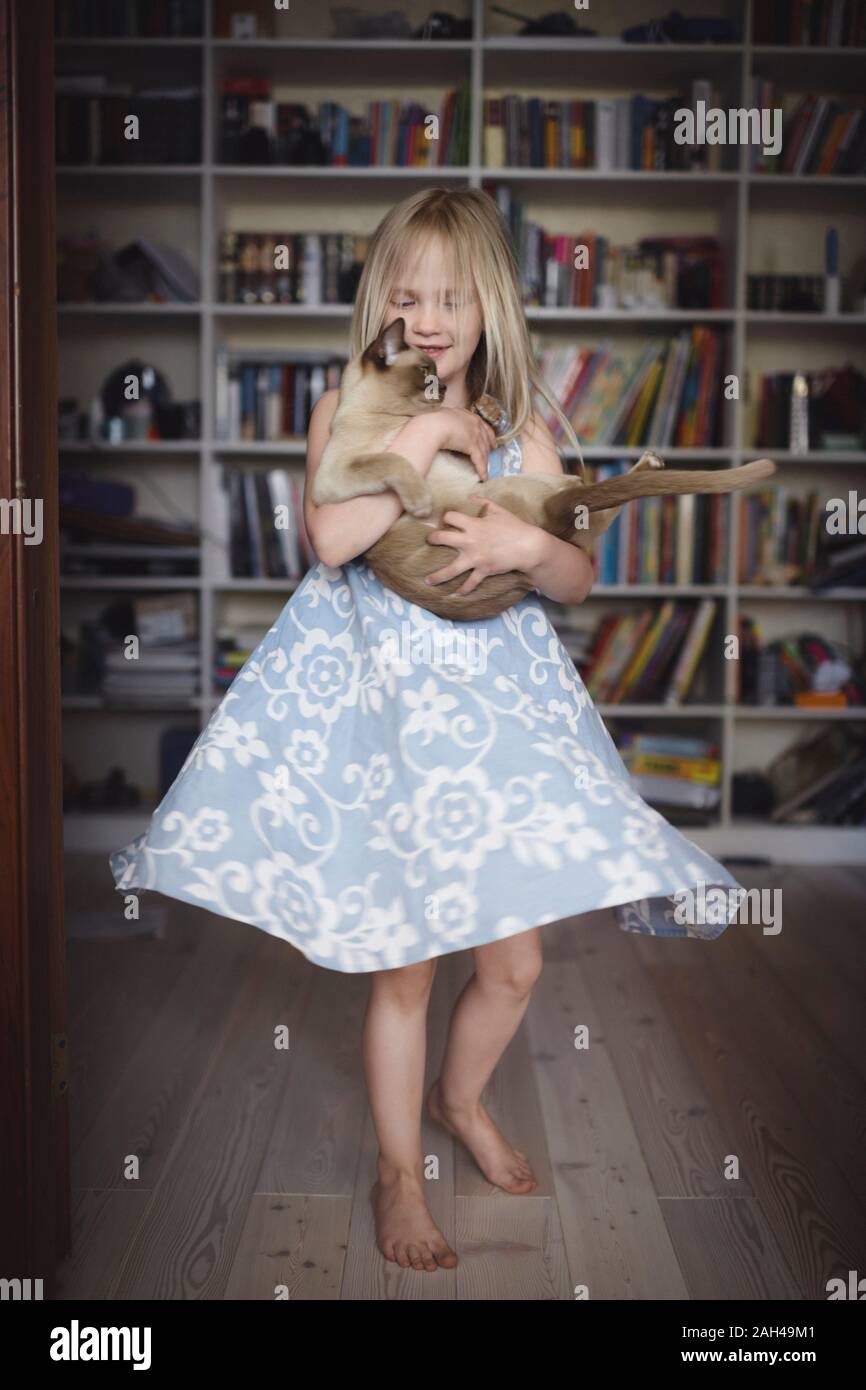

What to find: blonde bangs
left=351, top=187, right=582, bottom=468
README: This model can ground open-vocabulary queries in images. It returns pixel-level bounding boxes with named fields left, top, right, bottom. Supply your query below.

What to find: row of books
left=214, top=351, right=345, bottom=443
left=224, top=468, right=315, bottom=581
left=536, top=328, right=723, bottom=450
left=219, top=79, right=471, bottom=167
left=751, top=82, right=866, bottom=176
left=738, top=489, right=821, bottom=585
left=483, top=85, right=724, bottom=172
left=219, top=213, right=724, bottom=313
left=484, top=189, right=724, bottom=309
left=589, top=465, right=728, bottom=586
left=562, top=235, right=722, bottom=312
left=737, top=621, right=866, bottom=707
left=746, top=274, right=827, bottom=313
left=619, top=731, right=721, bottom=814
left=583, top=599, right=718, bottom=705
left=55, top=0, right=203, bottom=37
left=55, top=76, right=201, bottom=165
left=218, top=232, right=368, bottom=306
left=756, top=366, right=865, bottom=451
left=738, top=491, right=866, bottom=589
left=752, top=0, right=866, bottom=45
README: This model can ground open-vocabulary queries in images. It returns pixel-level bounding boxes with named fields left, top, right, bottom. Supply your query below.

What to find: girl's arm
left=516, top=411, right=594, bottom=605
left=303, top=390, right=444, bottom=568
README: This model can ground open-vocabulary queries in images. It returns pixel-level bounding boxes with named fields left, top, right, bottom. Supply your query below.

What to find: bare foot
left=426, top=1078, right=538, bottom=1194
left=370, top=1167, right=458, bottom=1272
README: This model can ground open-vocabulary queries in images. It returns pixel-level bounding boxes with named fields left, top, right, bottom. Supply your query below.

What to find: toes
left=407, top=1244, right=426, bottom=1271
left=433, top=1243, right=459, bottom=1268
left=395, top=1244, right=412, bottom=1268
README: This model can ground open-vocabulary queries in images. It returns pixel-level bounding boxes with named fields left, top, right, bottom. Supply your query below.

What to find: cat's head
left=356, top=317, right=446, bottom=415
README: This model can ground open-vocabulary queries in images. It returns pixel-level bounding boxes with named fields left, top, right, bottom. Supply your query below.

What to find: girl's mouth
left=422, top=346, right=449, bottom=358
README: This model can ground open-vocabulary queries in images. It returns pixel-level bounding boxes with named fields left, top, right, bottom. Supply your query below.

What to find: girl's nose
left=409, top=301, right=442, bottom=336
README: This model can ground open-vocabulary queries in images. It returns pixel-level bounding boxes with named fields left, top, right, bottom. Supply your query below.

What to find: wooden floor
left=57, top=855, right=866, bottom=1300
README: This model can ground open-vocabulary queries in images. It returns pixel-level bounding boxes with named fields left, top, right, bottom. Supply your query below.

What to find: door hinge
left=51, top=1033, right=69, bottom=1099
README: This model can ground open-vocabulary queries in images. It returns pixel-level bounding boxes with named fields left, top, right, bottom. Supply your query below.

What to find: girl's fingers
left=425, top=560, right=470, bottom=585
left=426, top=529, right=462, bottom=546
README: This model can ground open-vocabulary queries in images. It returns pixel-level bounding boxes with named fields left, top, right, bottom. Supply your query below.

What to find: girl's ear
left=362, top=317, right=407, bottom=370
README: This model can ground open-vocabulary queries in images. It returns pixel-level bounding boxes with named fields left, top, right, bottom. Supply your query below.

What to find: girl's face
left=383, top=234, right=483, bottom=389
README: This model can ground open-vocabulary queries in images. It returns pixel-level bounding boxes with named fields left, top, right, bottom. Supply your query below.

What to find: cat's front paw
left=398, top=478, right=434, bottom=518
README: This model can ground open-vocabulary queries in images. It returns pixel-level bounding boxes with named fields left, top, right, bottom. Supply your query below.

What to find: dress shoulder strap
left=481, top=403, right=521, bottom=479
left=498, top=419, right=523, bottom=476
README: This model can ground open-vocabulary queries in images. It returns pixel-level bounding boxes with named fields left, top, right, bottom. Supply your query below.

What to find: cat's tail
left=542, top=457, right=777, bottom=539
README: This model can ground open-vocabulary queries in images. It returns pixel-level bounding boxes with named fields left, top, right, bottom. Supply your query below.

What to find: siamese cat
left=311, top=318, right=776, bottom=621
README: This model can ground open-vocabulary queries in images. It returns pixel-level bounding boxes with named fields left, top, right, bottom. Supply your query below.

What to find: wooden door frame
left=0, top=0, right=68, bottom=1289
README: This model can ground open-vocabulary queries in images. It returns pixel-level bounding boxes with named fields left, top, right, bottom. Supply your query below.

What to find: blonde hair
left=350, top=186, right=582, bottom=469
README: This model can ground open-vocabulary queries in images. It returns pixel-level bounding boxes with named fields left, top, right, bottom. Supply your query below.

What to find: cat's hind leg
left=312, top=452, right=434, bottom=517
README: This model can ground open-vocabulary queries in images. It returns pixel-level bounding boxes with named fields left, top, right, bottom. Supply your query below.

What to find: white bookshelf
left=56, top=0, right=866, bottom=860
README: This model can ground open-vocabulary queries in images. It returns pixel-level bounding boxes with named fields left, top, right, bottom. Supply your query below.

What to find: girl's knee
left=475, top=942, right=543, bottom=997
left=370, top=956, right=438, bottom=1005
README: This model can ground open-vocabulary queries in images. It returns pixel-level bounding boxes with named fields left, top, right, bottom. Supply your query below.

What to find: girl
left=111, top=187, right=744, bottom=1275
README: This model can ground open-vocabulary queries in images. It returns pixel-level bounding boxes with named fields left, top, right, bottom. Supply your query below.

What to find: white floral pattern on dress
left=110, top=419, right=744, bottom=973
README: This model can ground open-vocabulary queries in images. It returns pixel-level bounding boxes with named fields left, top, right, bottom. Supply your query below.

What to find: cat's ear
left=362, top=317, right=407, bottom=370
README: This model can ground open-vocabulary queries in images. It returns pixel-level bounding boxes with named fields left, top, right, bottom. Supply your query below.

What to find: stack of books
left=535, top=329, right=723, bottom=449
left=590, top=464, right=728, bottom=586
left=767, top=725, right=866, bottom=826
left=618, top=731, right=722, bottom=815
left=101, top=593, right=199, bottom=707
left=483, top=83, right=725, bottom=172
left=213, top=625, right=269, bottom=693
left=219, top=80, right=471, bottom=167
left=101, top=643, right=199, bottom=706
left=214, top=349, right=345, bottom=442
left=809, top=532, right=866, bottom=591
left=224, top=468, right=315, bottom=580
left=582, top=599, right=718, bottom=704
left=218, top=231, right=368, bottom=305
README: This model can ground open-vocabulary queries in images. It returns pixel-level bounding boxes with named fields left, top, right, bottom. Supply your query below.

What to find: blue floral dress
left=110, top=421, right=743, bottom=973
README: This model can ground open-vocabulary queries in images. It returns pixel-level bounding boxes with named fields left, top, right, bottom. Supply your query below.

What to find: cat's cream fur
left=311, top=318, right=776, bottom=620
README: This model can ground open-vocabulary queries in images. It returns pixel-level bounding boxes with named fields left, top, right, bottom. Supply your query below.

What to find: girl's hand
left=424, top=495, right=543, bottom=595
left=431, top=407, right=497, bottom=482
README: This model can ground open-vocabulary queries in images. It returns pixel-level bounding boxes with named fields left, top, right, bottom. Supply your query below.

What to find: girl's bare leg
left=427, top=929, right=542, bottom=1194
left=364, top=957, right=458, bottom=1272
